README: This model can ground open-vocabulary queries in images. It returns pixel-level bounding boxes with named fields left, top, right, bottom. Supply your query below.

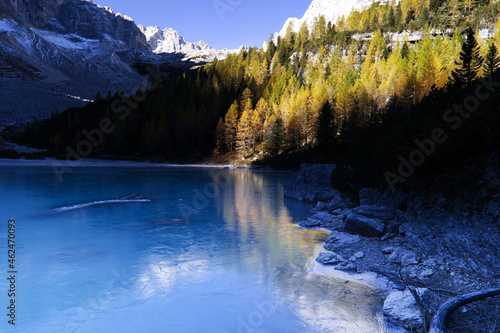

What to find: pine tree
left=419, top=6, right=430, bottom=27
left=263, top=114, right=283, bottom=158
left=388, top=6, right=396, bottom=30
left=315, top=101, right=336, bottom=153
left=483, top=41, right=500, bottom=77
left=451, top=28, right=484, bottom=86
left=401, top=41, right=410, bottom=59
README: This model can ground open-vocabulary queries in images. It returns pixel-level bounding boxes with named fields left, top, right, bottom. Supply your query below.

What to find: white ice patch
left=66, top=94, right=94, bottom=103
left=0, top=19, right=17, bottom=32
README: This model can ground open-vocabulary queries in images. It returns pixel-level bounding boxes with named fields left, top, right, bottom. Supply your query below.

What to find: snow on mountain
left=278, top=0, right=378, bottom=36
left=138, top=25, right=214, bottom=54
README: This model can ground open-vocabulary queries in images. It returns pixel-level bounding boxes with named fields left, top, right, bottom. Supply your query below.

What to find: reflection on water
left=0, top=167, right=383, bottom=332
left=213, top=170, right=384, bottom=332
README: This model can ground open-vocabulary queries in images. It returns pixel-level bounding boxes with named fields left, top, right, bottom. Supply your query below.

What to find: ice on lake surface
left=0, top=166, right=383, bottom=332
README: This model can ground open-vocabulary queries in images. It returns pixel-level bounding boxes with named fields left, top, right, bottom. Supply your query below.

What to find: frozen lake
left=0, top=165, right=383, bottom=332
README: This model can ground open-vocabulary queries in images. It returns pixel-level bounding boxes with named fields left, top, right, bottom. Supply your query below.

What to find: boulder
left=323, top=232, right=361, bottom=251
left=316, top=252, right=341, bottom=265
left=299, top=212, right=337, bottom=229
left=344, top=214, right=386, bottom=237
left=351, top=205, right=395, bottom=221
left=382, top=247, right=395, bottom=255
left=383, top=288, right=429, bottom=331
left=401, top=252, right=419, bottom=266
left=284, top=164, right=337, bottom=202
left=344, top=205, right=396, bottom=237
left=299, top=220, right=322, bottom=228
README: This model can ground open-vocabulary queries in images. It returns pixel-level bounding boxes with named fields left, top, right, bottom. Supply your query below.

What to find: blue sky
left=95, top=0, right=311, bottom=49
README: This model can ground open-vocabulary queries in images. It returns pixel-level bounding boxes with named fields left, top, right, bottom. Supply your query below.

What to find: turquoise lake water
left=0, top=166, right=383, bottom=332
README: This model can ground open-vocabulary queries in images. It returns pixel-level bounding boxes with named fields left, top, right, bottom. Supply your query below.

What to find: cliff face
left=0, top=0, right=150, bottom=50
left=0, top=0, right=162, bottom=125
left=138, top=25, right=213, bottom=54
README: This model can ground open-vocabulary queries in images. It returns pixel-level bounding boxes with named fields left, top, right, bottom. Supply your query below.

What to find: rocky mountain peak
left=138, top=25, right=214, bottom=54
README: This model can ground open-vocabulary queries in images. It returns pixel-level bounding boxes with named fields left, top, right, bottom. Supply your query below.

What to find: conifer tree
left=236, top=109, right=253, bottom=157
left=388, top=6, right=396, bottom=30
left=224, top=101, right=239, bottom=151
left=315, top=101, right=336, bottom=153
left=214, top=118, right=225, bottom=154
left=263, top=114, right=283, bottom=157
left=451, top=28, right=484, bottom=87
left=483, top=41, right=500, bottom=77
left=252, top=98, right=268, bottom=143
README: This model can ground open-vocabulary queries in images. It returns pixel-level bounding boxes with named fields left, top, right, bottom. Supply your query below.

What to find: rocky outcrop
left=139, top=25, right=213, bottom=54
left=344, top=205, right=396, bottom=237
left=0, top=0, right=150, bottom=50
left=0, top=0, right=176, bottom=125
left=383, top=288, right=429, bottom=331
left=296, top=161, right=500, bottom=332
left=284, top=164, right=340, bottom=202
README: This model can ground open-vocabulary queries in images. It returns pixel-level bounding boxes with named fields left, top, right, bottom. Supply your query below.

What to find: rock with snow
left=138, top=25, right=214, bottom=54
left=383, top=288, right=428, bottom=330
left=277, top=0, right=378, bottom=37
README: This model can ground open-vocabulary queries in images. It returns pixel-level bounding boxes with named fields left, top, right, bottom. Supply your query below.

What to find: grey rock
left=299, top=220, right=322, bottom=228
left=354, top=251, right=365, bottom=259
left=349, top=252, right=364, bottom=262
left=312, top=201, right=330, bottom=212
left=299, top=212, right=337, bottom=228
left=344, top=214, right=386, bottom=237
left=316, top=252, right=341, bottom=265
left=335, top=263, right=357, bottom=271
left=351, top=205, right=395, bottom=221
left=383, top=288, right=428, bottom=330
left=388, top=248, right=403, bottom=264
left=323, top=232, right=361, bottom=251
left=331, top=208, right=343, bottom=215
left=423, top=259, right=437, bottom=267
left=310, top=212, right=335, bottom=223
left=381, top=233, right=396, bottom=241
left=401, top=252, right=419, bottom=266
left=382, top=247, right=395, bottom=255
left=419, top=268, right=434, bottom=279
left=343, top=205, right=397, bottom=237
left=284, top=164, right=337, bottom=202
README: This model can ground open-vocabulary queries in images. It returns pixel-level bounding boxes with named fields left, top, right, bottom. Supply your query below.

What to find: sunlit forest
left=15, top=0, right=500, bottom=191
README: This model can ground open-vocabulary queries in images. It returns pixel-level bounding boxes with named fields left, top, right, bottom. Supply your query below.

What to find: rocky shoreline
left=285, top=164, right=500, bottom=332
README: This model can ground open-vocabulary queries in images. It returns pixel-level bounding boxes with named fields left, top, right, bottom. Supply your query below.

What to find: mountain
left=278, top=0, right=378, bottom=36
left=138, top=25, right=213, bottom=54
left=137, top=25, right=247, bottom=64
left=0, top=0, right=150, bottom=50
left=0, top=0, right=167, bottom=126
